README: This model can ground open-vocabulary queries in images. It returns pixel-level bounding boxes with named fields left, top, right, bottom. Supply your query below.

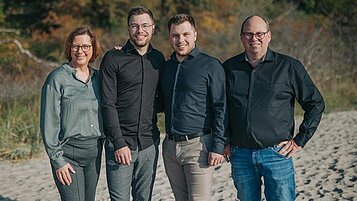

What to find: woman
left=40, top=26, right=103, bottom=201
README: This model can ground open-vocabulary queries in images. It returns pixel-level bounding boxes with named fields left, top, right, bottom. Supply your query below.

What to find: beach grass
left=0, top=94, right=42, bottom=160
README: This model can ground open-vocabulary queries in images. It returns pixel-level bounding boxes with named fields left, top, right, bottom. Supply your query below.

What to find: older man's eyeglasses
left=71, top=44, right=92, bottom=52
left=242, top=31, right=270, bottom=40
left=129, top=23, right=154, bottom=31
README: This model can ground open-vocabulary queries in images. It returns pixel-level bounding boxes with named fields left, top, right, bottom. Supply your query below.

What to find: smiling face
left=70, top=34, right=93, bottom=68
left=241, top=16, right=271, bottom=60
left=169, top=21, right=197, bottom=62
left=128, top=13, right=155, bottom=50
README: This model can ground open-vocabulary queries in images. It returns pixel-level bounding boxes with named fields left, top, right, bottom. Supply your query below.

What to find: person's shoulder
left=223, top=53, right=244, bottom=65
left=101, top=49, right=130, bottom=67
left=103, top=48, right=126, bottom=57
left=223, top=53, right=245, bottom=72
left=274, top=51, right=301, bottom=64
left=165, top=56, right=175, bottom=65
left=273, top=51, right=305, bottom=72
left=150, top=47, right=164, bottom=56
left=197, top=53, right=225, bottom=75
left=150, top=48, right=165, bottom=61
left=43, top=64, right=69, bottom=86
left=46, top=64, right=69, bottom=80
left=199, top=52, right=221, bottom=65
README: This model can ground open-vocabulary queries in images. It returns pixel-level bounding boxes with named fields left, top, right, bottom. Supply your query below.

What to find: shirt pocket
left=227, top=71, right=249, bottom=97
left=268, top=83, right=293, bottom=122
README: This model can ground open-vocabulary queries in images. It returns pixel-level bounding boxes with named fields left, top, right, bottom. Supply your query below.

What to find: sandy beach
left=0, top=111, right=356, bottom=201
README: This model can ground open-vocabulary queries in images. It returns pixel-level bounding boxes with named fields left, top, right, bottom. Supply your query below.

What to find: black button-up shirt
left=224, top=48, right=325, bottom=149
left=100, top=41, right=165, bottom=151
left=160, top=47, right=227, bottom=154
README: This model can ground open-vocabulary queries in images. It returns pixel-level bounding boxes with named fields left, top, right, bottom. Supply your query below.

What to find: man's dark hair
left=167, top=14, right=196, bottom=31
left=127, top=6, right=154, bottom=25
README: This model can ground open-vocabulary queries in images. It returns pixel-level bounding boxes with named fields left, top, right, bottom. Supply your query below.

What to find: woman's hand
left=56, top=163, right=76, bottom=185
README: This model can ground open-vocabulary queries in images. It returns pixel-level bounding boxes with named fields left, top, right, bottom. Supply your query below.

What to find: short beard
left=129, top=35, right=149, bottom=48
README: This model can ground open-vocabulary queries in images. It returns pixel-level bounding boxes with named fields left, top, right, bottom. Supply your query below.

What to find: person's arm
left=100, top=51, right=132, bottom=165
left=222, top=61, right=232, bottom=162
left=207, top=60, right=228, bottom=165
left=279, top=60, right=325, bottom=158
left=292, top=60, right=325, bottom=147
left=155, top=59, right=166, bottom=114
left=99, top=52, right=126, bottom=150
left=40, top=82, right=67, bottom=170
left=40, top=79, right=76, bottom=185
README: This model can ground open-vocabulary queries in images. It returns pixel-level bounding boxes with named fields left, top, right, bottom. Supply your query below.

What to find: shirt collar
left=239, top=48, right=275, bottom=63
left=170, top=46, right=200, bottom=62
left=264, top=48, right=274, bottom=62
left=62, top=63, right=94, bottom=77
left=63, top=63, right=75, bottom=74
left=123, top=39, right=153, bottom=55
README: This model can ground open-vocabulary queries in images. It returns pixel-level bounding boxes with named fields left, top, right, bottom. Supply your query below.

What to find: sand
left=0, top=111, right=356, bottom=201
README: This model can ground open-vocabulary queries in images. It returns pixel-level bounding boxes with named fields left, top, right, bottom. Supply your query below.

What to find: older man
left=223, top=15, right=325, bottom=201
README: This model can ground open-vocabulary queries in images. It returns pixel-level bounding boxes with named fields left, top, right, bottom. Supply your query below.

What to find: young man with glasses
left=99, top=6, right=165, bottom=201
left=223, top=15, right=325, bottom=201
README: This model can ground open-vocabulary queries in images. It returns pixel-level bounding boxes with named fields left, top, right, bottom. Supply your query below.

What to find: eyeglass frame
left=241, top=30, right=270, bottom=40
left=70, top=44, right=92, bottom=52
left=129, top=23, right=154, bottom=31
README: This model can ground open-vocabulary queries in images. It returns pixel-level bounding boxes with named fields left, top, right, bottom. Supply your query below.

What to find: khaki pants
left=162, top=134, right=213, bottom=201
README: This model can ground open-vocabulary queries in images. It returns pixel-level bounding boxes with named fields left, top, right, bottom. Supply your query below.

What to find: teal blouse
left=40, top=63, right=103, bottom=169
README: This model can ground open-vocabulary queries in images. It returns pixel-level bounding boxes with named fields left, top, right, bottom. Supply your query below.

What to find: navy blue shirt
left=160, top=47, right=227, bottom=154
left=224, top=48, right=325, bottom=149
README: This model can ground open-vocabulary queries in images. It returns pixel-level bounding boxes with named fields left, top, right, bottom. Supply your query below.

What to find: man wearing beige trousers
left=158, top=14, right=227, bottom=201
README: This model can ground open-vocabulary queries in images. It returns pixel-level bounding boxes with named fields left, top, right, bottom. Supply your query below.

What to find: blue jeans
left=230, top=145, right=296, bottom=201
left=105, top=139, right=159, bottom=201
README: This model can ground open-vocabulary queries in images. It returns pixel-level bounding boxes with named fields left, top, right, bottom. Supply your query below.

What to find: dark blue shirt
left=224, top=48, right=325, bottom=148
left=160, top=47, right=227, bottom=154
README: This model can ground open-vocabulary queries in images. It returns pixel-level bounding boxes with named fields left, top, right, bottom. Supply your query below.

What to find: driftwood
left=0, top=38, right=59, bottom=67
left=0, top=28, right=20, bottom=35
